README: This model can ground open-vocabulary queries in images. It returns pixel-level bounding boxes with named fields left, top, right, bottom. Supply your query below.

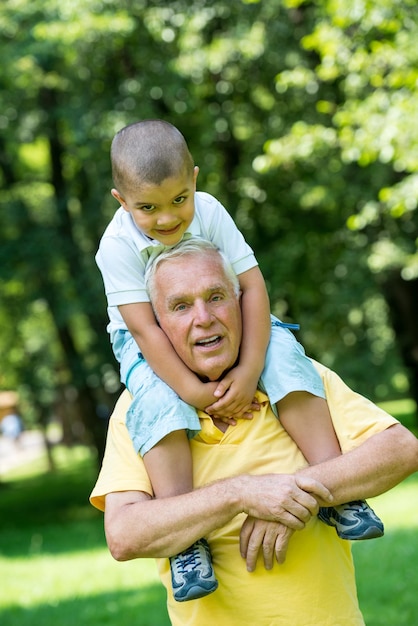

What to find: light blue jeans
left=259, top=317, right=325, bottom=418
left=112, top=315, right=325, bottom=456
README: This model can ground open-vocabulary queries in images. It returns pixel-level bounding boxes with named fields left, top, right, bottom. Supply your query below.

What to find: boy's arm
left=238, top=265, right=271, bottom=377
left=207, top=266, right=271, bottom=416
left=119, top=302, right=218, bottom=411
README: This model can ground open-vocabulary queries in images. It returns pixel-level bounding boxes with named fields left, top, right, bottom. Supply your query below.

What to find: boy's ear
left=193, top=166, right=199, bottom=187
left=111, top=188, right=128, bottom=210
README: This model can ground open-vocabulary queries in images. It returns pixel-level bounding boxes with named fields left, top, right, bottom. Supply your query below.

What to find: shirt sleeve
left=195, top=193, right=258, bottom=276
left=90, top=390, right=152, bottom=511
left=313, top=361, right=399, bottom=453
left=96, top=236, right=150, bottom=306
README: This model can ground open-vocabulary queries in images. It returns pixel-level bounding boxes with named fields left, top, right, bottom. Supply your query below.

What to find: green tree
left=1, top=0, right=416, bottom=459
left=251, top=0, right=418, bottom=400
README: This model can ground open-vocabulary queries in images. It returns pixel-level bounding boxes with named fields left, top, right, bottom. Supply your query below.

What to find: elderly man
left=90, top=239, right=418, bottom=626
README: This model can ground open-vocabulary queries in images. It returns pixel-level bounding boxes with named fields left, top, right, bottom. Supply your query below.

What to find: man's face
left=152, top=251, right=242, bottom=382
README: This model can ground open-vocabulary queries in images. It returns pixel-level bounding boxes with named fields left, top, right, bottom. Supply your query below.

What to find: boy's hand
left=189, top=380, right=220, bottom=412
left=205, top=364, right=260, bottom=421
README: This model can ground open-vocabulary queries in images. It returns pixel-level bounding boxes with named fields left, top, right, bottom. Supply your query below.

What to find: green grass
left=354, top=400, right=418, bottom=625
left=0, top=446, right=169, bottom=626
left=353, top=473, right=418, bottom=626
left=0, top=398, right=417, bottom=626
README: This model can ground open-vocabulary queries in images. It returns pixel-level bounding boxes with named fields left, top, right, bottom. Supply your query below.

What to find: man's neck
left=211, top=417, right=229, bottom=433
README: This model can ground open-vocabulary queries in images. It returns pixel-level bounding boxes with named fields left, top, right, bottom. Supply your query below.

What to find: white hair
left=145, top=238, right=241, bottom=309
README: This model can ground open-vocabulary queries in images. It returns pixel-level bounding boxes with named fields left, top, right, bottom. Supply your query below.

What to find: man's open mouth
left=195, top=335, right=222, bottom=348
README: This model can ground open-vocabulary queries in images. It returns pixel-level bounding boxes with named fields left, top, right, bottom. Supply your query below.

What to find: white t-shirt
left=96, top=191, right=257, bottom=337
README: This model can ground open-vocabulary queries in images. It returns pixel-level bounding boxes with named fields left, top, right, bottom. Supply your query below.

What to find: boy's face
left=112, top=167, right=198, bottom=246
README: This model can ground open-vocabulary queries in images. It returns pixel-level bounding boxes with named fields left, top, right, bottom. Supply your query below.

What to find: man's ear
left=111, top=188, right=128, bottom=211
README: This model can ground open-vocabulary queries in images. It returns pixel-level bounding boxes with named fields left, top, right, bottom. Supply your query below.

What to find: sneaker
left=170, top=538, right=218, bottom=602
left=318, top=500, right=384, bottom=540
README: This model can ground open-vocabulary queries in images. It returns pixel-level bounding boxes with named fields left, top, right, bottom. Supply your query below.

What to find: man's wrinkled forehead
left=154, top=252, right=231, bottom=301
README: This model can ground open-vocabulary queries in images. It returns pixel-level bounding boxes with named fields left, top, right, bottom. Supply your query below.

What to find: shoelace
left=175, top=550, right=202, bottom=573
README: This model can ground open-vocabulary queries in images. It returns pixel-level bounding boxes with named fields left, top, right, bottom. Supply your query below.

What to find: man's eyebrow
left=166, top=293, right=189, bottom=309
left=165, top=284, right=227, bottom=309
left=207, top=283, right=228, bottom=294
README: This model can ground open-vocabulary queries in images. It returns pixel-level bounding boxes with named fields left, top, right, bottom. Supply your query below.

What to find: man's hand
left=240, top=517, right=294, bottom=571
left=205, top=364, right=260, bottom=420
left=240, top=473, right=333, bottom=528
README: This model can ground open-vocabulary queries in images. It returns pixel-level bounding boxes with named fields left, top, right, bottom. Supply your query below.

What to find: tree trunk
left=383, top=272, right=418, bottom=425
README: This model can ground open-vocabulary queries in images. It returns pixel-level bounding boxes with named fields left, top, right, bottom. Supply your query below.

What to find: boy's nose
left=157, top=211, right=177, bottom=226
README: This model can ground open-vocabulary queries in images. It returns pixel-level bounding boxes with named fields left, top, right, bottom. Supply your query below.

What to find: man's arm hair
left=300, top=423, right=418, bottom=505
left=103, top=423, right=418, bottom=562
left=104, top=473, right=331, bottom=561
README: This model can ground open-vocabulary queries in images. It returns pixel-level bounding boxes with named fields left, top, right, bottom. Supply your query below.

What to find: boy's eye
left=139, top=204, right=156, bottom=212
left=173, top=196, right=186, bottom=205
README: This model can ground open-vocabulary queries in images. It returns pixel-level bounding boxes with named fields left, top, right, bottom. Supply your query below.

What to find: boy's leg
left=277, top=391, right=341, bottom=465
left=143, top=431, right=218, bottom=601
left=114, top=331, right=217, bottom=599
left=125, top=357, right=217, bottom=601
left=143, top=430, right=194, bottom=498
left=277, top=391, right=384, bottom=540
left=262, top=321, right=384, bottom=541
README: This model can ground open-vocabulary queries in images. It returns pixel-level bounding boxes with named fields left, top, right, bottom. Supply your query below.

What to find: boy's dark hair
left=111, top=120, right=194, bottom=194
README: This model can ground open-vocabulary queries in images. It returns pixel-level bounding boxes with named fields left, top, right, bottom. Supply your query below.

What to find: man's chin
left=191, top=360, right=230, bottom=383
left=195, top=369, right=226, bottom=382
left=188, top=349, right=239, bottom=383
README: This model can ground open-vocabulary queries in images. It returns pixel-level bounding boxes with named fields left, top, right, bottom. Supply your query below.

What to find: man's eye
left=174, top=303, right=188, bottom=312
left=210, top=294, right=223, bottom=302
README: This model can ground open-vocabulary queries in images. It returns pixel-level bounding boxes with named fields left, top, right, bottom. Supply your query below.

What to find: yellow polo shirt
left=90, top=362, right=398, bottom=626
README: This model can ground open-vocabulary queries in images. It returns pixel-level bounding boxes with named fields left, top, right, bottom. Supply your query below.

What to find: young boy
left=96, top=120, right=383, bottom=603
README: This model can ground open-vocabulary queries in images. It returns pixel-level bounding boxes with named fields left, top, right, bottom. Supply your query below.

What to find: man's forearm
left=105, top=479, right=242, bottom=561
left=104, top=473, right=331, bottom=561
left=299, top=424, right=418, bottom=506
left=104, top=424, right=417, bottom=563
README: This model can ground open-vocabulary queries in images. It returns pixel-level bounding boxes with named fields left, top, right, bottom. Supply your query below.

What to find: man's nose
left=193, top=301, right=213, bottom=325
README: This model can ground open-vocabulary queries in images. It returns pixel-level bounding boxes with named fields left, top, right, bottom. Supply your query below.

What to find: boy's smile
left=112, top=167, right=198, bottom=246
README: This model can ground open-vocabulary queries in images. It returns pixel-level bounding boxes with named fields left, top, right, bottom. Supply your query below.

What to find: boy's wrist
left=188, top=380, right=217, bottom=410
left=234, top=360, right=264, bottom=384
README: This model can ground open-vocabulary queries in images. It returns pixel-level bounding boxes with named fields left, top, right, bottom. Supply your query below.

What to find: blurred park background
left=0, top=0, right=417, bottom=624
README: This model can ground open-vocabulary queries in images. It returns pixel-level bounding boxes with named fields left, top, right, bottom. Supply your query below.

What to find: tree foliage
left=0, top=0, right=417, bottom=456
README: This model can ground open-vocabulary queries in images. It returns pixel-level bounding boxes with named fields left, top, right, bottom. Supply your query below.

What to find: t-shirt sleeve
left=90, top=390, right=152, bottom=511
left=96, top=236, right=150, bottom=306
left=313, top=361, right=399, bottom=453
left=197, top=193, right=258, bottom=276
